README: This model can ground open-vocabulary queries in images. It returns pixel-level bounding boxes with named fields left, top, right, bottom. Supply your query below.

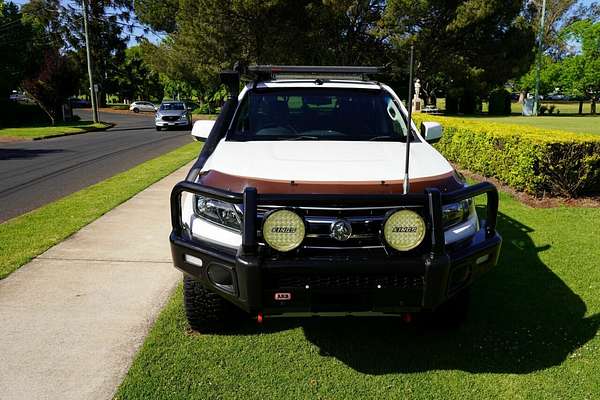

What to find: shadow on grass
left=241, top=211, right=599, bottom=374
left=297, top=211, right=600, bottom=374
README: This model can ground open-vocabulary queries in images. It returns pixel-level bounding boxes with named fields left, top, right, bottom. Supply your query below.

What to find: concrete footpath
left=0, top=163, right=192, bottom=400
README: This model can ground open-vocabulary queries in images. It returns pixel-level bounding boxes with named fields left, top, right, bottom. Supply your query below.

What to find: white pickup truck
left=169, top=65, right=501, bottom=332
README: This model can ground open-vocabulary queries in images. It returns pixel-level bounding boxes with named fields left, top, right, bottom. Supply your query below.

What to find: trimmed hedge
left=0, top=101, right=49, bottom=127
left=413, top=115, right=600, bottom=198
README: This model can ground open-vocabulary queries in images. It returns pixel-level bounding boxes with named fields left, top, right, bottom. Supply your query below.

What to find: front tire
left=133, top=107, right=139, bottom=113
left=155, top=126, right=161, bottom=131
left=183, top=275, right=248, bottom=333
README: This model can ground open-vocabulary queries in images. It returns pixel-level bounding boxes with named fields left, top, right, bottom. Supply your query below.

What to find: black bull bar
left=170, top=181, right=499, bottom=257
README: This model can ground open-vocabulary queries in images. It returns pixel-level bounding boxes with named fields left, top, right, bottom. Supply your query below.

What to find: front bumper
left=155, top=119, right=189, bottom=127
left=170, top=182, right=502, bottom=315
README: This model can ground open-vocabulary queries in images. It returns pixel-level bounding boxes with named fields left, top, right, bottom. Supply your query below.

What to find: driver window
left=386, top=97, right=408, bottom=137
left=234, top=98, right=250, bottom=133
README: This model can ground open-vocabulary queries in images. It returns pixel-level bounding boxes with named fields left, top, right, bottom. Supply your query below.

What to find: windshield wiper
left=283, top=135, right=320, bottom=141
left=369, top=136, right=399, bottom=141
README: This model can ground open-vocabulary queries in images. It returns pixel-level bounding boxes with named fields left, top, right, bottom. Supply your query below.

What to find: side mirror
left=191, top=120, right=215, bottom=142
left=420, top=122, right=442, bottom=144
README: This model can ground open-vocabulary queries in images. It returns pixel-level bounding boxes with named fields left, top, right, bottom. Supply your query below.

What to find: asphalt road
left=0, top=109, right=194, bottom=223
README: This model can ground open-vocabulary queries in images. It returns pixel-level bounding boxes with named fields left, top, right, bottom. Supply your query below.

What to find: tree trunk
left=28, top=94, right=55, bottom=125
left=579, top=101, right=583, bottom=115
left=591, top=98, right=597, bottom=115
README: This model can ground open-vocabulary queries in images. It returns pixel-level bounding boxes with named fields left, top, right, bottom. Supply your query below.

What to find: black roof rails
left=246, top=65, right=383, bottom=81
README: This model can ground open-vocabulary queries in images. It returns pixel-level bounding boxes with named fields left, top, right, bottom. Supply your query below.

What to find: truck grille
left=270, top=273, right=424, bottom=290
left=162, top=115, right=179, bottom=121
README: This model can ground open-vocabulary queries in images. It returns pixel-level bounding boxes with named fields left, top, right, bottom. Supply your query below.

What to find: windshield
left=228, top=89, right=413, bottom=141
left=160, top=103, right=185, bottom=111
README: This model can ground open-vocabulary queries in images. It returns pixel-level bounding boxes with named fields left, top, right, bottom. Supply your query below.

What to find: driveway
left=0, top=109, right=192, bottom=222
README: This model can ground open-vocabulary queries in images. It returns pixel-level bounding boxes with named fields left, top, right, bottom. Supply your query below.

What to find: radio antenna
left=403, top=45, right=415, bottom=195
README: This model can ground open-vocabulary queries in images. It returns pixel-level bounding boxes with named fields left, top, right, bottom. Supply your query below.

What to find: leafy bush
left=413, top=115, right=600, bottom=197
left=0, top=101, right=49, bottom=127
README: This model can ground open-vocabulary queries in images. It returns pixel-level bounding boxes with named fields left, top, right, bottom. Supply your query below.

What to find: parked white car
left=129, top=101, right=157, bottom=113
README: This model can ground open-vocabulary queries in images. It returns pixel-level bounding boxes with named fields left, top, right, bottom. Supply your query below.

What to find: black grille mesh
left=269, top=273, right=424, bottom=290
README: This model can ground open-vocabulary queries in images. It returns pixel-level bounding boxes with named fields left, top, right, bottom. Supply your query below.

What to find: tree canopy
left=382, top=0, right=535, bottom=111
left=0, top=1, right=38, bottom=101
left=517, top=16, right=600, bottom=114
left=138, top=0, right=388, bottom=91
left=114, top=45, right=163, bottom=102
left=135, top=0, right=536, bottom=110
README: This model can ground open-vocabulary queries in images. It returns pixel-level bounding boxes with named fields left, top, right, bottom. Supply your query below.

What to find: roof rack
left=246, top=65, right=382, bottom=81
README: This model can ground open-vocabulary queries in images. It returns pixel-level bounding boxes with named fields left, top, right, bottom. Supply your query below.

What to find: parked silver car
left=129, top=101, right=157, bottom=113
left=155, top=101, right=192, bottom=131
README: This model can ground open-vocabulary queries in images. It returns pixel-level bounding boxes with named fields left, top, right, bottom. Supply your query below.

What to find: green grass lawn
left=192, top=113, right=218, bottom=120
left=106, top=103, right=130, bottom=110
left=115, top=189, right=600, bottom=399
left=0, top=121, right=111, bottom=140
left=435, top=98, right=595, bottom=115
left=0, top=141, right=201, bottom=279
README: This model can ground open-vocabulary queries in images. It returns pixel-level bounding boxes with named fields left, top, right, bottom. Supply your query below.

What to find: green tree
left=517, top=18, right=600, bottom=115
left=517, top=55, right=563, bottom=95
left=135, top=0, right=538, bottom=114
left=382, top=0, right=535, bottom=113
left=20, top=0, right=65, bottom=49
left=114, top=45, right=163, bottom=102
left=524, top=0, right=580, bottom=59
left=562, top=19, right=600, bottom=114
left=0, top=1, right=37, bottom=101
left=136, top=1, right=388, bottom=91
left=18, top=0, right=132, bottom=107
left=134, top=0, right=178, bottom=33
left=21, top=50, right=80, bottom=124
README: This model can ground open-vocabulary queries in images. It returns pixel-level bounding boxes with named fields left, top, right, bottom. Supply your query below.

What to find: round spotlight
left=383, top=209, right=426, bottom=251
left=262, top=209, right=305, bottom=252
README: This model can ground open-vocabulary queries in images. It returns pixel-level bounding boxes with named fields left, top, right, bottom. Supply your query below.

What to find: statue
left=412, top=79, right=423, bottom=112
left=414, top=79, right=421, bottom=99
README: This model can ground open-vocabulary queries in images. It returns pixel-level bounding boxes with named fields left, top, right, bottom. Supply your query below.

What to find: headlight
left=155, top=113, right=161, bottom=119
left=383, top=209, right=426, bottom=251
left=179, top=113, right=188, bottom=120
left=262, top=210, right=305, bottom=252
left=194, top=195, right=241, bottom=231
left=442, top=198, right=475, bottom=228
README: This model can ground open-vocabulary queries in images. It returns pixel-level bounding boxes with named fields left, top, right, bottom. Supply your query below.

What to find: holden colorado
left=169, top=65, right=502, bottom=332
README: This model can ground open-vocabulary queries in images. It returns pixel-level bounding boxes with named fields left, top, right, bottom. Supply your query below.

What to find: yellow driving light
left=383, top=209, right=426, bottom=251
left=262, top=210, right=305, bottom=252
